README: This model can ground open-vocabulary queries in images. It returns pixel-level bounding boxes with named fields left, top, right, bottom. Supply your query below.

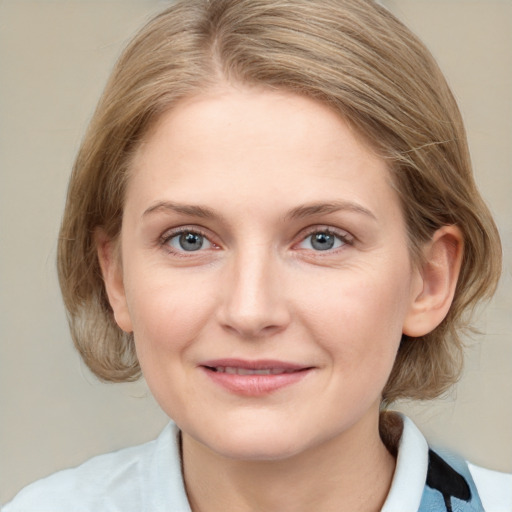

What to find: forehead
left=138, top=87, right=378, bottom=165
left=127, top=86, right=402, bottom=226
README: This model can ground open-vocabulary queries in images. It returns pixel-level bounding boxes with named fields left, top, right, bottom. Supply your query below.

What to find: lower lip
left=201, top=368, right=312, bottom=396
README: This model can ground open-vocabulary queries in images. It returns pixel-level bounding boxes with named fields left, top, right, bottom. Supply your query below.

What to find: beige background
left=1, top=0, right=511, bottom=504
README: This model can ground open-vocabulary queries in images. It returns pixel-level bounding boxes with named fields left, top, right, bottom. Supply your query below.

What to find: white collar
left=142, top=423, right=192, bottom=511
left=381, top=414, right=429, bottom=511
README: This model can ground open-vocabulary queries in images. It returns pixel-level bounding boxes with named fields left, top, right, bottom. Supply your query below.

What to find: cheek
left=297, top=264, right=411, bottom=365
left=123, top=267, right=217, bottom=358
left=125, top=276, right=217, bottom=414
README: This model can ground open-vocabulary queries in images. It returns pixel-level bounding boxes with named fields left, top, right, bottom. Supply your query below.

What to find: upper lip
left=199, top=359, right=312, bottom=371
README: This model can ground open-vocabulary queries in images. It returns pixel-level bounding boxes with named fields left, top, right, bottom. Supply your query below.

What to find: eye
left=167, top=231, right=213, bottom=252
left=298, top=230, right=349, bottom=251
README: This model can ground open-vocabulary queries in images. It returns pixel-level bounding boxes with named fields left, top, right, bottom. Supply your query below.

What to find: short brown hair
left=57, top=0, right=501, bottom=402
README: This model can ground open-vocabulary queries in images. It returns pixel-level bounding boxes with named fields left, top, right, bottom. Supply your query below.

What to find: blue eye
left=299, top=231, right=346, bottom=251
left=168, top=231, right=212, bottom=252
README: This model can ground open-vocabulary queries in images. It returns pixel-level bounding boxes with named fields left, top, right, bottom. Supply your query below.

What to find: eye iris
left=311, top=232, right=335, bottom=251
left=179, top=232, right=203, bottom=251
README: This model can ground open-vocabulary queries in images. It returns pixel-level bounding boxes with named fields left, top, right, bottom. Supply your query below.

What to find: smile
left=200, top=359, right=313, bottom=396
left=207, top=366, right=301, bottom=375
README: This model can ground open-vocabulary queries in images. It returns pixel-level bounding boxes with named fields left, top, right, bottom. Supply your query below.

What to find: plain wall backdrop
left=1, top=0, right=511, bottom=504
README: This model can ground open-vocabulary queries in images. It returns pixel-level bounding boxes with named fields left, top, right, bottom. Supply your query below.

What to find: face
left=107, top=86, right=424, bottom=461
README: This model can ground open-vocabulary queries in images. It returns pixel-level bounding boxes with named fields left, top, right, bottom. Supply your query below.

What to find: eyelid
left=159, top=225, right=220, bottom=253
left=294, top=225, right=355, bottom=249
left=157, top=224, right=354, bottom=255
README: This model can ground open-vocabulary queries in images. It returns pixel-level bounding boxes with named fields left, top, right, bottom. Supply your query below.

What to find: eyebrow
left=142, top=201, right=220, bottom=220
left=142, top=200, right=376, bottom=222
left=285, top=201, right=377, bottom=221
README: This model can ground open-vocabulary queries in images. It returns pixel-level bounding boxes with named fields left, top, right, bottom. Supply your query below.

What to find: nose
left=216, top=248, right=291, bottom=339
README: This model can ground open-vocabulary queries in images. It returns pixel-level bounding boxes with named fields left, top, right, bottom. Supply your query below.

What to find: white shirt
left=3, top=416, right=511, bottom=512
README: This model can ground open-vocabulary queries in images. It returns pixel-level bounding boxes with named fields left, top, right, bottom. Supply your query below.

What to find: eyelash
left=159, top=227, right=218, bottom=257
left=296, top=227, right=354, bottom=253
left=159, top=226, right=354, bottom=256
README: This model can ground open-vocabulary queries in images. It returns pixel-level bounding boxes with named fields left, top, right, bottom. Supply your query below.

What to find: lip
left=199, top=359, right=314, bottom=396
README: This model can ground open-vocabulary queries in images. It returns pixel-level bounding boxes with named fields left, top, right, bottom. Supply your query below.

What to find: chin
left=213, top=438, right=305, bottom=462
left=187, top=422, right=312, bottom=462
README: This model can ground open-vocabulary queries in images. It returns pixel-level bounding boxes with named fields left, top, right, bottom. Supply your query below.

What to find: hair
left=58, top=0, right=501, bottom=403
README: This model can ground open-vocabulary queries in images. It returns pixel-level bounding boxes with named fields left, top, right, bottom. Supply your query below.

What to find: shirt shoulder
left=2, top=441, right=151, bottom=512
left=381, top=413, right=512, bottom=512
left=2, top=423, right=190, bottom=512
left=469, top=463, right=512, bottom=512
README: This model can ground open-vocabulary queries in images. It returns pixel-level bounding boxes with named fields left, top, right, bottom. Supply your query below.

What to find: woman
left=3, top=0, right=510, bottom=510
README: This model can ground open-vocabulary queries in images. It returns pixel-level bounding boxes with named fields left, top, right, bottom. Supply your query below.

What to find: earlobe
left=403, top=225, right=463, bottom=337
left=95, top=228, right=133, bottom=333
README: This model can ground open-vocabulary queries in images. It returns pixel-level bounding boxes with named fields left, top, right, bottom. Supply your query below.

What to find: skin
left=98, top=85, right=463, bottom=512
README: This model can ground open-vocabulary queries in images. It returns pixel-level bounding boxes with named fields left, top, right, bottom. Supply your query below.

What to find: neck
left=182, top=412, right=396, bottom=512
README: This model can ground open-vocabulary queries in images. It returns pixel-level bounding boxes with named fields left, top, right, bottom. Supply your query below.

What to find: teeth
left=213, top=366, right=295, bottom=375
left=238, top=368, right=270, bottom=375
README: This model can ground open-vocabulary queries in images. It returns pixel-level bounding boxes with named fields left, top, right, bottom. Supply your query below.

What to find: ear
left=95, top=228, right=133, bottom=333
left=403, top=225, right=463, bottom=337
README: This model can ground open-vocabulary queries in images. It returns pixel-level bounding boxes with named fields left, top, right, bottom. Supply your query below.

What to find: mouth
left=199, top=359, right=313, bottom=395
left=205, top=366, right=303, bottom=375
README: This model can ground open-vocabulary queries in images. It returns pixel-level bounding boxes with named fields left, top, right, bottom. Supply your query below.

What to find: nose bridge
left=218, top=242, right=289, bottom=338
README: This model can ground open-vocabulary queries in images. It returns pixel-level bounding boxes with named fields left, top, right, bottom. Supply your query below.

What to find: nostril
left=220, top=320, right=285, bottom=339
